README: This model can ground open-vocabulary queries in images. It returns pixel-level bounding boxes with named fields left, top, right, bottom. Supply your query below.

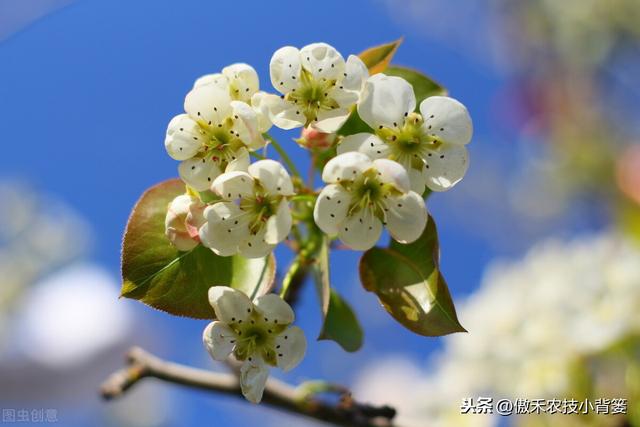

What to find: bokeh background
left=1, top=0, right=639, bottom=426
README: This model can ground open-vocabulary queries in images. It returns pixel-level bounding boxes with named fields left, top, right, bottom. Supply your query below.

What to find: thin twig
left=101, top=347, right=397, bottom=427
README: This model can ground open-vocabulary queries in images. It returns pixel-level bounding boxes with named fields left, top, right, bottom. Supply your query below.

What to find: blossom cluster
left=160, top=42, right=473, bottom=403
left=164, top=42, right=472, bottom=258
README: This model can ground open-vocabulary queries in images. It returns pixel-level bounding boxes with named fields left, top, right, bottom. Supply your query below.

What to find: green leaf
left=314, top=237, right=363, bottom=352
left=121, top=179, right=276, bottom=319
left=386, top=66, right=448, bottom=105
left=313, top=236, right=331, bottom=317
left=359, top=216, right=465, bottom=336
left=358, top=38, right=403, bottom=75
left=318, top=290, right=364, bottom=352
left=336, top=109, right=372, bottom=137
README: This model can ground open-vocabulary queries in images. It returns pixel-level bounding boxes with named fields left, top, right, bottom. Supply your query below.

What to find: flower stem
left=290, top=194, right=317, bottom=204
left=249, top=151, right=266, bottom=160
left=263, top=133, right=301, bottom=179
left=280, top=256, right=304, bottom=300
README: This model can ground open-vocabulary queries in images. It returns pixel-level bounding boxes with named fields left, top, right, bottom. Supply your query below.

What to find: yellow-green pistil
left=342, top=169, right=401, bottom=222
left=376, top=112, right=443, bottom=170
left=229, top=310, right=287, bottom=367
left=191, top=116, right=245, bottom=165
left=239, top=189, right=281, bottom=235
left=284, top=68, right=340, bottom=126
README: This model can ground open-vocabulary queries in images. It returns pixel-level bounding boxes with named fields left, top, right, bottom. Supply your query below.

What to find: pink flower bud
left=295, top=127, right=335, bottom=150
left=165, top=195, right=205, bottom=251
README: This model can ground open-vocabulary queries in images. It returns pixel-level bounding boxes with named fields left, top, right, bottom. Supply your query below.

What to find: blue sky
left=0, top=1, right=512, bottom=426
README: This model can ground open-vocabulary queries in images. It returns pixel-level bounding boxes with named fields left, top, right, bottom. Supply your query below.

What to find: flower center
left=239, top=192, right=281, bottom=234
left=194, top=117, right=244, bottom=166
left=376, top=112, right=442, bottom=170
left=232, top=311, right=284, bottom=367
left=345, top=170, right=398, bottom=221
left=284, top=69, right=339, bottom=125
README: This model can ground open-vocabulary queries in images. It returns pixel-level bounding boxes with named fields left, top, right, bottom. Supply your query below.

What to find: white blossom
left=199, top=160, right=294, bottom=258
left=193, top=63, right=272, bottom=133
left=194, top=63, right=259, bottom=103
left=338, top=73, right=473, bottom=194
left=203, top=287, right=306, bottom=403
left=314, top=152, right=428, bottom=250
left=164, top=194, right=205, bottom=251
left=354, top=357, right=495, bottom=427
left=263, top=43, right=368, bottom=133
left=164, top=77, right=267, bottom=191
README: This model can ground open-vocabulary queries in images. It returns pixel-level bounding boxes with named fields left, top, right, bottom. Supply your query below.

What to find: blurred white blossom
left=355, top=232, right=640, bottom=426
left=0, top=181, right=91, bottom=336
left=14, top=264, right=132, bottom=368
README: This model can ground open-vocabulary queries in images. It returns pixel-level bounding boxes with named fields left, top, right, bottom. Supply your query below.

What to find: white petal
left=270, top=46, right=301, bottom=93
left=199, top=202, right=248, bottom=255
left=248, top=159, right=295, bottom=196
left=264, top=199, right=292, bottom=245
left=165, top=228, right=198, bottom=251
left=312, top=108, right=351, bottom=133
left=420, top=96, right=472, bottom=145
left=262, top=94, right=305, bottom=130
left=407, top=162, right=428, bottom=195
left=337, top=133, right=390, bottom=160
left=185, top=200, right=206, bottom=237
left=372, top=158, right=411, bottom=193
left=424, top=144, right=469, bottom=192
left=238, top=228, right=275, bottom=259
left=231, top=101, right=265, bottom=150
left=321, top=152, right=371, bottom=184
left=385, top=192, right=428, bottom=244
left=207, top=286, right=253, bottom=323
left=178, top=157, right=222, bottom=191
left=225, top=147, right=250, bottom=172
left=341, top=55, right=368, bottom=93
left=211, top=171, right=254, bottom=200
left=193, top=73, right=228, bottom=91
left=358, top=73, right=416, bottom=129
left=200, top=223, right=241, bottom=256
left=338, top=209, right=383, bottom=251
left=274, top=326, right=306, bottom=372
left=328, top=86, right=359, bottom=108
left=240, top=356, right=269, bottom=403
left=203, top=321, right=236, bottom=361
left=165, top=114, right=203, bottom=161
left=313, top=184, right=351, bottom=235
left=253, top=293, right=294, bottom=325
left=201, top=201, right=244, bottom=228
left=166, top=194, right=194, bottom=219
left=251, top=91, right=274, bottom=133
left=300, top=42, right=345, bottom=80
left=184, top=84, right=232, bottom=125
left=223, top=63, right=259, bottom=102
left=165, top=195, right=198, bottom=251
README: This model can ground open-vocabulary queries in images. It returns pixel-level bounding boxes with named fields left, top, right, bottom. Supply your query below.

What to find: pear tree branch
left=100, top=347, right=397, bottom=427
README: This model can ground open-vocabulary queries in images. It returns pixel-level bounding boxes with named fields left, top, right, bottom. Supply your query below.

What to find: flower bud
left=165, top=195, right=205, bottom=251
left=294, top=127, right=336, bottom=150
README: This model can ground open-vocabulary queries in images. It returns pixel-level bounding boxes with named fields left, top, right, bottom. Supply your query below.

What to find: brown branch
left=101, top=347, right=397, bottom=427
